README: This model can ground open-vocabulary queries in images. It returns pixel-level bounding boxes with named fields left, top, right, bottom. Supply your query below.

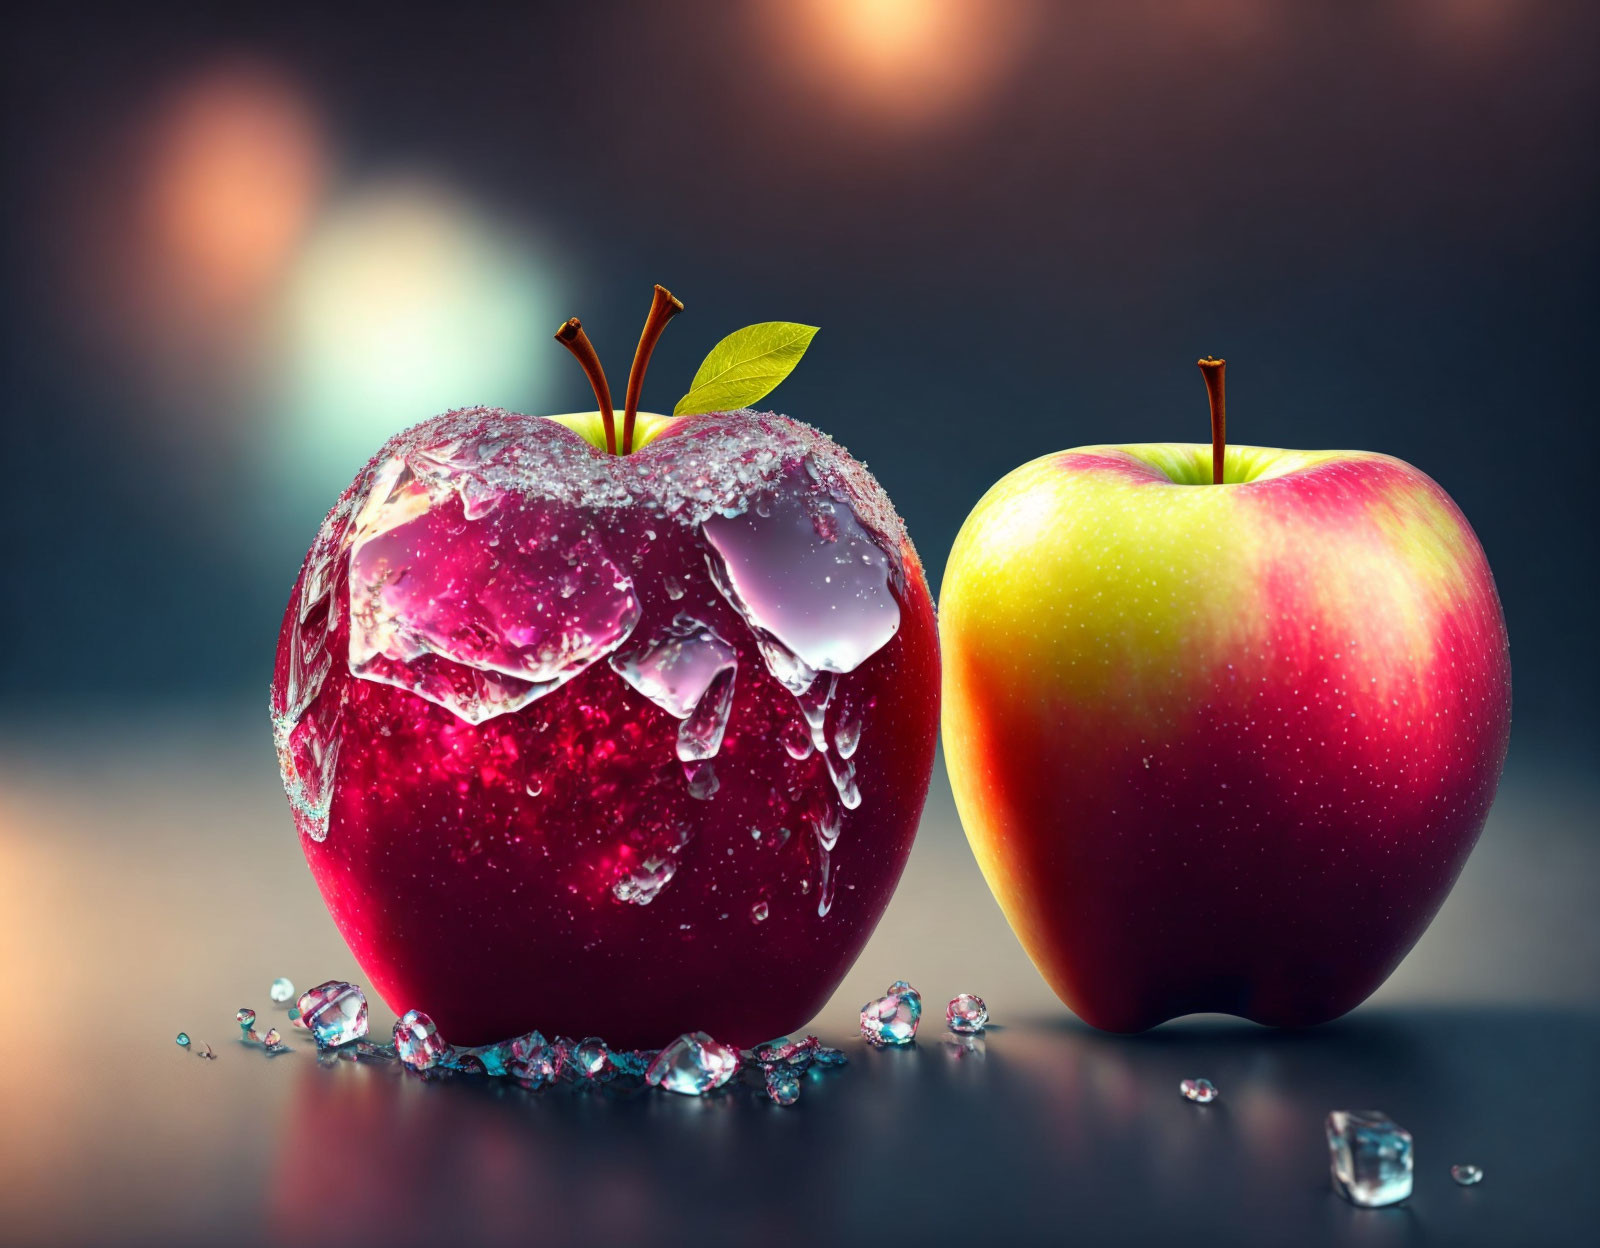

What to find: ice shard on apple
left=703, top=488, right=900, bottom=692
left=346, top=451, right=641, bottom=725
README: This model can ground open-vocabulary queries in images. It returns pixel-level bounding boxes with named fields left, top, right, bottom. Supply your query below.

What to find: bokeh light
left=769, top=0, right=1032, bottom=127
left=269, top=181, right=565, bottom=514
left=141, top=64, right=327, bottom=322
left=65, top=62, right=327, bottom=369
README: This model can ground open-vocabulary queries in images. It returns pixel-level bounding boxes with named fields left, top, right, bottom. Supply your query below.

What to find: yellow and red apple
left=939, top=361, right=1511, bottom=1031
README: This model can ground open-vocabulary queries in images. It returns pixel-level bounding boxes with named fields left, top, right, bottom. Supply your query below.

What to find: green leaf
left=673, top=322, right=819, bottom=416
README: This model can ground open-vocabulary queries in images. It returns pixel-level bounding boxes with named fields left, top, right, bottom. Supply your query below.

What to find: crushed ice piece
left=860, top=980, right=921, bottom=1046
left=297, top=980, right=369, bottom=1048
left=199, top=1043, right=216, bottom=1060
left=272, top=679, right=345, bottom=843
left=263, top=1028, right=284, bottom=1049
left=748, top=1035, right=815, bottom=1067
left=452, top=1030, right=550, bottom=1078
left=946, top=994, right=989, bottom=1034
left=176, top=1032, right=190, bottom=1048
left=614, top=855, right=679, bottom=905
left=394, top=1009, right=451, bottom=1072
left=573, top=1037, right=611, bottom=1080
left=1180, top=1077, right=1218, bottom=1104
left=236, top=1008, right=257, bottom=1031
left=609, top=614, right=737, bottom=724
left=703, top=489, right=901, bottom=685
left=765, top=1065, right=801, bottom=1106
left=269, top=977, right=295, bottom=1003
left=348, top=454, right=642, bottom=725
left=750, top=900, right=769, bottom=923
left=682, top=759, right=719, bottom=800
left=645, top=1031, right=742, bottom=1096
left=609, top=1049, right=654, bottom=1078
left=1327, top=1110, right=1413, bottom=1207
left=811, top=1045, right=848, bottom=1068
left=1450, top=1164, right=1483, bottom=1187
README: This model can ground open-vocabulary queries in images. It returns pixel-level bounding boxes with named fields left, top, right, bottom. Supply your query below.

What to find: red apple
left=270, top=294, right=939, bottom=1048
left=939, top=359, right=1511, bottom=1031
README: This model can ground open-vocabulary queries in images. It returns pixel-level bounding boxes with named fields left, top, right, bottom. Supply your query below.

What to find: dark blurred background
left=3, top=5, right=1598, bottom=1246
left=4, top=0, right=1597, bottom=757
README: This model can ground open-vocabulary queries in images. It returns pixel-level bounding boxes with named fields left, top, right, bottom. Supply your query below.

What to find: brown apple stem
left=556, top=318, right=616, bottom=454
left=622, top=285, right=684, bottom=454
left=1198, top=356, right=1227, bottom=484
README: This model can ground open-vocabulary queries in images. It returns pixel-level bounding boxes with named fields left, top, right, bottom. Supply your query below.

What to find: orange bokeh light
left=139, top=63, right=327, bottom=320
left=773, top=0, right=1031, bottom=126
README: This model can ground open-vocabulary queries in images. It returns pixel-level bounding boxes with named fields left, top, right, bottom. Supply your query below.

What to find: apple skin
left=940, top=443, right=1511, bottom=1032
left=271, top=407, right=939, bottom=1049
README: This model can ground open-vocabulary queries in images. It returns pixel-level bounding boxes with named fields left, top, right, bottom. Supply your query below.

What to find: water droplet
left=1180, top=1077, right=1218, bottom=1104
left=832, top=698, right=864, bottom=759
left=394, top=1008, right=451, bottom=1071
left=269, top=977, right=295, bottom=1004
left=1450, top=1164, right=1483, bottom=1187
left=750, top=900, right=769, bottom=923
left=860, top=980, right=921, bottom=1046
left=676, top=666, right=736, bottom=762
left=824, top=749, right=861, bottom=809
left=644, top=1031, right=741, bottom=1096
left=236, top=1008, right=257, bottom=1029
left=296, top=980, right=369, bottom=1048
left=795, top=673, right=837, bottom=753
left=779, top=717, right=815, bottom=760
left=946, top=994, right=989, bottom=1034
left=176, top=1032, right=191, bottom=1048
left=1327, top=1110, right=1413, bottom=1207
left=682, top=758, right=719, bottom=800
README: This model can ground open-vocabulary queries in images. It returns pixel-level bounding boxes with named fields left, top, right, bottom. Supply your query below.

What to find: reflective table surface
left=1, top=714, right=1595, bottom=1247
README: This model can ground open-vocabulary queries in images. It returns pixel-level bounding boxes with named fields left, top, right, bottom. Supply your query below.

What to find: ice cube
left=946, top=994, right=989, bottom=1034
left=1327, top=1110, right=1413, bottom=1207
left=393, top=1008, right=450, bottom=1071
left=296, top=980, right=369, bottom=1048
left=860, top=980, right=921, bottom=1046
left=644, top=1031, right=741, bottom=1095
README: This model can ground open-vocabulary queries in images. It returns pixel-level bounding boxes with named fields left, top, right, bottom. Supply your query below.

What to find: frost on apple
left=270, top=406, right=914, bottom=917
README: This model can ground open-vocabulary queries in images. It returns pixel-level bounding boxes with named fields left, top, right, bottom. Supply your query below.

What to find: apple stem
left=555, top=318, right=617, bottom=454
left=1198, top=356, right=1226, bottom=485
left=622, top=285, right=684, bottom=455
